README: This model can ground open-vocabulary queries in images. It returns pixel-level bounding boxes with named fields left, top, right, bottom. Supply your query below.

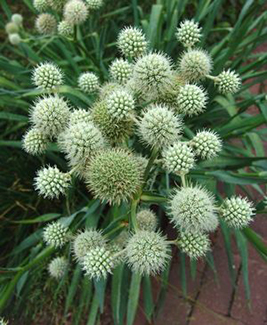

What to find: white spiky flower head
left=162, top=142, right=195, bottom=175
left=85, top=0, right=103, bottom=10
left=64, top=0, right=89, bottom=25
left=78, top=72, right=99, bottom=94
left=69, top=108, right=92, bottom=125
left=43, top=221, right=69, bottom=247
left=215, top=70, right=241, bottom=94
left=35, top=166, right=71, bottom=199
left=117, top=26, right=147, bottom=58
left=73, top=229, right=106, bottom=261
left=35, top=13, right=57, bottom=35
left=138, top=104, right=183, bottom=149
left=169, top=185, right=218, bottom=233
left=11, top=14, right=23, bottom=25
left=86, top=148, right=142, bottom=204
left=22, top=128, right=48, bottom=155
left=136, top=209, right=157, bottom=231
left=109, top=58, right=133, bottom=84
left=99, top=82, right=122, bottom=100
left=176, top=84, right=207, bottom=116
left=106, top=89, right=135, bottom=120
left=58, top=21, right=74, bottom=37
left=33, top=0, right=50, bottom=12
left=178, top=232, right=210, bottom=259
left=8, top=33, right=21, bottom=46
left=58, top=121, right=105, bottom=169
left=191, top=130, right=222, bottom=160
left=176, top=20, right=201, bottom=48
left=220, top=196, right=255, bottom=228
left=33, top=62, right=63, bottom=90
left=179, top=49, right=212, bottom=82
left=5, top=22, right=19, bottom=34
left=0, top=318, right=8, bottom=325
left=132, top=53, right=173, bottom=100
left=30, top=95, right=70, bottom=138
left=48, top=257, right=68, bottom=279
left=126, top=230, right=170, bottom=275
left=82, top=246, right=114, bottom=280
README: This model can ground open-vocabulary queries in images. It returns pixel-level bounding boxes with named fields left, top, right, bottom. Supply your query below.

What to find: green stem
left=130, top=199, right=139, bottom=231
left=180, top=173, right=187, bottom=187
left=143, top=147, right=159, bottom=183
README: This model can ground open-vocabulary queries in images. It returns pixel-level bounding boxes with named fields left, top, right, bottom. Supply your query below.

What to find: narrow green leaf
left=142, top=275, right=154, bottom=322
left=126, top=273, right=142, bottom=325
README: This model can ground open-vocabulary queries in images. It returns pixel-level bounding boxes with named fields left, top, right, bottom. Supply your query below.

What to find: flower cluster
left=5, top=13, right=23, bottom=45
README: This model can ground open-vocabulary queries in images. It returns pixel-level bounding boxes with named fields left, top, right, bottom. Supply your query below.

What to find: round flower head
left=43, top=221, right=68, bottom=248
left=133, top=155, right=148, bottom=177
left=33, top=0, right=50, bottom=12
left=5, top=22, right=19, bottom=34
left=73, top=229, right=106, bottom=261
left=169, top=185, right=218, bottom=233
left=48, top=257, right=68, bottom=279
left=86, top=148, right=142, bottom=204
left=99, top=82, right=122, bottom=100
left=64, top=0, right=88, bottom=25
left=126, top=230, right=170, bottom=275
left=22, top=128, right=48, bottom=155
left=176, top=20, right=201, bottom=48
left=69, top=108, right=92, bottom=125
left=132, top=53, right=173, bottom=100
left=162, top=142, right=195, bottom=175
left=220, top=196, right=254, bottom=228
left=191, top=130, right=222, bottom=160
left=106, top=89, right=135, bottom=120
left=30, top=95, right=70, bottom=138
left=47, top=0, right=67, bottom=11
left=215, top=70, right=241, bottom=94
left=33, top=63, right=63, bottom=90
left=138, top=104, right=183, bottom=149
left=11, top=14, right=23, bottom=25
left=8, top=33, right=21, bottom=46
left=178, top=232, right=210, bottom=259
left=85, top=0, right=103, bottom=10
left=109, top=58, right=133, bottom=84
left=82, top=246, right=114, bottom=280
left=58, top=121, right=105, bottom=168
left=35, top=166, right=71, bottom=199
left=176, top=84, right=207, bottom=116
left=117, top=26, right=147, bottom=58
left=78, top=72, right=99, bottom=94
left=91, top=101, right=133, bottom=144
left=35, top=13, right=57, bottom=35
left=136, top=209, right=157, bottom=232
left=58, top=20, right=74, bottom=37
left=179, top=49, right=212, bottom=82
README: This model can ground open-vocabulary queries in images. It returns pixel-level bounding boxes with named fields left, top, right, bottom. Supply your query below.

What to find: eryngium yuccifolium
left=69, top=108, right=92, bottom=125
left=132, top=53, right=173, bottom=99
left=58, top=21, right=74, bottom=37
left=109, top=59, right=133, bottom=84
left=179, top=49, right=212, bottom=82
left=47, top=0, right=67, bottom=11
left=169, top=185, right=218, bottom=233
left=136, top=209, right=157, bottom=231
left=176, top=84, right=207, bottom=116
left=31, top=96, right=70, bottom=138
left=138, top=104, right=183, bottom=149
left=162, top=142, right=195, bottom=175
left=5, top=22, right=19, bottom=34
left=63, top=0, right=88, bottom=25
left=73, top=229, right=106, bottom=261
left=11, top=14, right=23, bottom=25
left=43, top=221, right=68, bottom=247
left=191, top=130, right=222, bottom=160
left=85, top=0, right=103, bottom=10
left=78, top=72, right=99, bottom=93
left=33, top=0, right=50, bottom=12
left=33, top=63, right=63, bottom=90
left=22, top=128, right=48, bottom=155
left=117, top=27, right=147, bottom=58
left=58, top=121, right=105, bottom=168
left=35, top=13, right=57, bottom=35
left=8, top=33, right=21, bottom=45
left=86, top=148, right=142, bottom=204
left=91, top=101, right=133, bottom=143
left=35, top=166, right=71, bottom=199
left=48, top=257, right=68, bottom=279
left=215, top=70, right=241, bottom=94
left=178, top=232, right=210, bottom=259
left=176, top=20, right=201, bottom=48
left=106, top=90, right=135, bottom=120
left=82, top=246, right=114, bottom=280
left=220, top=196, right=254, bottom=228
left=126, top=230, right=170, bottom=275
left=99, top=82, right=122, bottom=100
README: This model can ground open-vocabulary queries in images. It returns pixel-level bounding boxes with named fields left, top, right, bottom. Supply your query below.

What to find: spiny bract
left=64, top=0, right=89, bottom=25
left=35, top=13, right=57, bottom=35
left=106, top=89, right=135, bottom=120
left=78, top=72, right=99, bottom=93
left=215, top=70, right=241, bottom=94
left=176, top=20, right=201, bottom=48
left=48, top=257, right=68, bottom=279
left=22, top=128, right=48, bottom=155
left=191, top=130, right=222, bottom=160
left=117, top=26, right=147, bottom=58
left=136, top=209, right=157, bottom=231
left=109, top=58, right=133, bottom=84
left=178, top=232, right=210, bottom=259
left=33, top=62, right=63, bottom=90
left=43, top=221, right=68, bottom=248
